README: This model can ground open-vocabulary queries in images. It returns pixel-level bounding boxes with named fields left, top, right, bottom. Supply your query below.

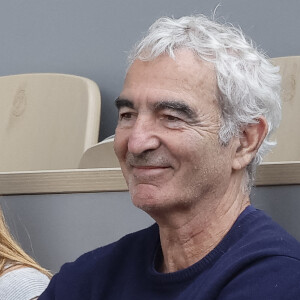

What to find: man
left=40, top=15, right=300, bottom=299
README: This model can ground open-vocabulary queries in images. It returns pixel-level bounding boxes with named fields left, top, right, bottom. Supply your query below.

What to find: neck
left=154, top=180, right=250, bottom=273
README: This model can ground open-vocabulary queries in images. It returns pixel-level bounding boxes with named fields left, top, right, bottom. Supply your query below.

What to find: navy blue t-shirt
left=40, top=206, right=300, bottom=299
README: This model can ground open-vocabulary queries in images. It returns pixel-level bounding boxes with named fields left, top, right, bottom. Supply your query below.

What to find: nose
left=127, top=117, right=160, bottom=155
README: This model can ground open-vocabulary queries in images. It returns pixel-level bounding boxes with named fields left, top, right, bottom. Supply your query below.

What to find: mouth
left=130, top=165, right=171, bottom=178
left=133, top=165, right=169, bottom=169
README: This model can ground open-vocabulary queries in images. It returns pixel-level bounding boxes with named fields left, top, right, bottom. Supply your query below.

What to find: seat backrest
left=0, top=73, right=101, bottom=171
left=263, top=56, right=300, bottom=162
left=78, top=136, right=120, bottom=169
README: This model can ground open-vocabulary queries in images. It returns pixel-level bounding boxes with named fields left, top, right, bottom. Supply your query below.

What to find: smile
left=131, top=166, right=171, bottom=178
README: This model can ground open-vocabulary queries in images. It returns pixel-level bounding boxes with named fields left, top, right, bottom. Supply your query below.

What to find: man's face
left=114, top=50, right=237, bottom=214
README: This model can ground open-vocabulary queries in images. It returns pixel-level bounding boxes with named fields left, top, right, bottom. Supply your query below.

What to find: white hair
left=127, top=14, right=281, bottom=191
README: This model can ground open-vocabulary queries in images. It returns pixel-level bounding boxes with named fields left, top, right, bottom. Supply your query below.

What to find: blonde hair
left=0, top=207, right=51, bottom=278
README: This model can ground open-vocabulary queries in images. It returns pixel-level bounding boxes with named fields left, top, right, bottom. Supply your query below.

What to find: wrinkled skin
left=114, top=50, right=239, bottom=218
left=113, top=50, right=261, bottom=272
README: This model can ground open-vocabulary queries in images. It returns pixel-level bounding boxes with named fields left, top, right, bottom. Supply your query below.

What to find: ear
left=232, top=117, right=268, bottom=170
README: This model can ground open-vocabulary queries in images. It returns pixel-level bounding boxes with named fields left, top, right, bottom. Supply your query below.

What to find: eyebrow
left=154, top=100, right=196, bottom=119
left=115, top=98, right=196, bottom=119
left=115, top=98, right=134, bottom=110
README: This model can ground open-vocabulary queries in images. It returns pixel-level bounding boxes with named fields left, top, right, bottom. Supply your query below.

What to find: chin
left=130, top=185, right=168, bottom=212
left=131, top=192, right=160, bottom=210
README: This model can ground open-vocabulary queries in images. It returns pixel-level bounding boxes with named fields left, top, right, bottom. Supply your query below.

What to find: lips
left=125, top=152, right=172, bottom=180
left=131, top=165, right=169, bottom=169
left=131, top=165, right=171, bottom=179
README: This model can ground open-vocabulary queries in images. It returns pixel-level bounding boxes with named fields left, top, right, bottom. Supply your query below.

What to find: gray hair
left=127, top=14, right=281, bottom=191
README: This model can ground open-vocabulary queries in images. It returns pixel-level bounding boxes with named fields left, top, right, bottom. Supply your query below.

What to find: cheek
left=177, top=139, right=225, bottom=179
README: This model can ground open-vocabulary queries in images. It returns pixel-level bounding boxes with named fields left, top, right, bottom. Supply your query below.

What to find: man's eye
left=119, top=112, right=133, bottom=120
left=165, top=115, right=180, bottom=122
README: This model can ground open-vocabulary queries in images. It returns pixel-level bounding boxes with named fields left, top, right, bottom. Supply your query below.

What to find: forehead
left=121, top=49, right=218, bottom=108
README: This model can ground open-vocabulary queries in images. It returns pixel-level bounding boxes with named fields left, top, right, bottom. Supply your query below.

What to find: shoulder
left=214, top=207, right=300, bottom=299
left=218, top=206, right=300, bottom=270
left=39, top=223, right=158, bottom=298
left=72, top=222, right=158, bottom=266
left=218, top=255, right=300, bottom=299
left=54, top=223, right=157, bottom=278
left=0, top=267, right=50, bottom=300
left=228, top=206, right=300, bottom=259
